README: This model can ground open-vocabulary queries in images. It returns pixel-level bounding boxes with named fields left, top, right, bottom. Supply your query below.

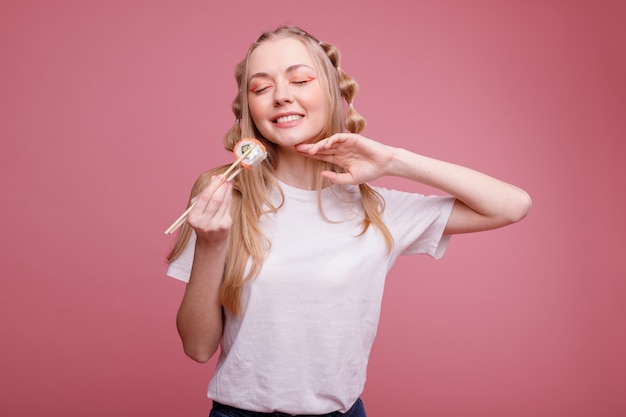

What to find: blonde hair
left=168, top=26, right=393, bottom=315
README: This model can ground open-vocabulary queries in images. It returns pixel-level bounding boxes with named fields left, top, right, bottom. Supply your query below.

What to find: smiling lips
left=273, top=114, right=304, bottom=124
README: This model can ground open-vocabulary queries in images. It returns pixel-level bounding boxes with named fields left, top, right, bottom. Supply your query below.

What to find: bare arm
left=296, top=133, right=532, bottom=234
left=176, top=175, right=232, bottom=363
left=387, top=148, right=532, bottom=234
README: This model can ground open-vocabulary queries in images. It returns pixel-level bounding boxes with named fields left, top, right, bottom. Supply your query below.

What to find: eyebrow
left=248, top=64, right=316, bottom=82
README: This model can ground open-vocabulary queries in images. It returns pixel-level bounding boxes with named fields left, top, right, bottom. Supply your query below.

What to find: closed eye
left=249, top=85, right=272, bottom=94
left=290, top=76, right=317, bottom=86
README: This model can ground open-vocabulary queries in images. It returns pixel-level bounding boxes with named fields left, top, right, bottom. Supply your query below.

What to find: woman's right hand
left=176, top=173, right=231, bottom=363
left=187, top=174, right=233, bottom=245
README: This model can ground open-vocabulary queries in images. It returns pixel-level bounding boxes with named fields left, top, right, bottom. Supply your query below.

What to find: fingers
left=193, top=176, right=222, bottom=210
left=297, top=133, right=354, bottom=154
left=295, top=142, right=322, bottom=155
left=313, top=134, right=346, bottom=151
left=211, top=178, right=232, bottom=221
left=187, top=175, right=233, bottom=232
left=295, top=144, right=334, bottom=163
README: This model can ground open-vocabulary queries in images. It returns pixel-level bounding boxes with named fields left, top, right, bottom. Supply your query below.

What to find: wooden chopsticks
left=164, top=144, right=256, bottom=235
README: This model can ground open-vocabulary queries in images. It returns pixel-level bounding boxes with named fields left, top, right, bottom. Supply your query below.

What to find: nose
left=273, top=81, right=293, bottom=106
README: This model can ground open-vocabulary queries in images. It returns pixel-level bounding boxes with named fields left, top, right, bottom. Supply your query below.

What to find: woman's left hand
left=295, top=133, right=394, bottom=184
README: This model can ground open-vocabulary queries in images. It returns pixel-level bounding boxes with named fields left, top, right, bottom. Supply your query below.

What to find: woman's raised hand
left=187, top=175, right=233, bottom=244
left=295, top=133, right=394, bottom=184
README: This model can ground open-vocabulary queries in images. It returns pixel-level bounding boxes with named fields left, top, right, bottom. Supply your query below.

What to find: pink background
left=2, top=1, right=625, bottom=416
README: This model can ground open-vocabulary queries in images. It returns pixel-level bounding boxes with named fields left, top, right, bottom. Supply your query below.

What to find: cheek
left=311, top=84, right=328, bottom=111
left=309, top=91, right=328, bottom=121
left=248, top=97, right=259, bottom=116
left=247, top=97, right=265, bottom=126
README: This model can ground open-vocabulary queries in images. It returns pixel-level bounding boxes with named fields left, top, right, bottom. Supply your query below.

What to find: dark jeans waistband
left=212, top=398, right=362, bottom=417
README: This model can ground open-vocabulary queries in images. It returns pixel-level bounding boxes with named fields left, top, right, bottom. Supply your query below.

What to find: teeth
left=276, top=115, right=302, bottom=123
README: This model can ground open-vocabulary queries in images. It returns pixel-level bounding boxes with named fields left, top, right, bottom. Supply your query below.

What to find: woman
left=166, top=25, right=531, bottom=417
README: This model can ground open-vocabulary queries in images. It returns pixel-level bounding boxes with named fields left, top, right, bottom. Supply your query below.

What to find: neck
left=273, top=148, right=322, bottom=190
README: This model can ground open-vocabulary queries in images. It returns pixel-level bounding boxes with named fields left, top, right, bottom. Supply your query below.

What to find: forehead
left=248, top=37, right=315, bottom=75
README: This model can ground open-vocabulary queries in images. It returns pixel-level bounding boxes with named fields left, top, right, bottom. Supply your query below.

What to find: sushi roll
left=233, top=138, right=267, bottom=168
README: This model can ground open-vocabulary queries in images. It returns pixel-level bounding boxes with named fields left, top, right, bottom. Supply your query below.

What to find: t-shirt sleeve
left=376, top=187, right=455, bottom=259
left=166, top=232, right=196, bottom=283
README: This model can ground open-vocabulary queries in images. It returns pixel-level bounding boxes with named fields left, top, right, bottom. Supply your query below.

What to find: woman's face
left=247, top=37, right=327, bottom=149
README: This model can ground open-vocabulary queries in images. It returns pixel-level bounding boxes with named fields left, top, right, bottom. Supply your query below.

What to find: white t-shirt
left=167, top=182, right=455, bottom=414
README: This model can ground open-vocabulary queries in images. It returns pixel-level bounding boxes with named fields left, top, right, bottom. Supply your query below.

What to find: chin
left=273, top=134, right=315, bottom=148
